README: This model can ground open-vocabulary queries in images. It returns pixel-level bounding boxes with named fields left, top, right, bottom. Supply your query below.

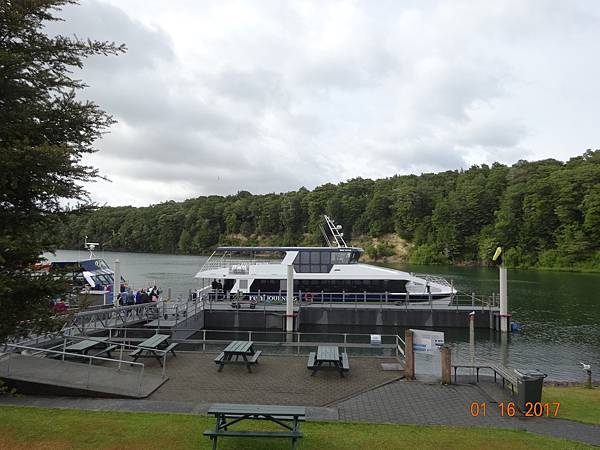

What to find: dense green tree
left=58, top=150, right=600, bottom=272
left=0, top=0, right=124, bottom=342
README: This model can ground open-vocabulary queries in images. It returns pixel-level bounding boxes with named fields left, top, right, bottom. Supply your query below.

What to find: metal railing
left=198, top=289, right=502, bottom=312
left=4, top=342, right=147, bottom=396
left=450, top=290, right=499, bottom=310
left=61, top=334, right=175, bottom=379
left=52, top=327, right=407, bottom=361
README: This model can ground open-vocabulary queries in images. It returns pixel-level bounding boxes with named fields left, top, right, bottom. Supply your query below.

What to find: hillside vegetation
left=59, top=150, right=600, bottom=271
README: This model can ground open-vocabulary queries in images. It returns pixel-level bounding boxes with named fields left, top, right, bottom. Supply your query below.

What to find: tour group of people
left=117, top=285, right=160, bottom=306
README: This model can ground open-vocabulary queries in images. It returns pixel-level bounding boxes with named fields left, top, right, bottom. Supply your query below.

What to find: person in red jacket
left=53, top=298, right=68, bottom=314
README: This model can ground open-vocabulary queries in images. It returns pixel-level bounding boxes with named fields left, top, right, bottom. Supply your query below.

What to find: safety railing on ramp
left=2, top=342, right=149, bottom=397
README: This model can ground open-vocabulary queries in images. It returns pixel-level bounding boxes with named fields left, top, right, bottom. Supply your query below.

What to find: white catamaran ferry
left=194, top=216, right=455, bottom=303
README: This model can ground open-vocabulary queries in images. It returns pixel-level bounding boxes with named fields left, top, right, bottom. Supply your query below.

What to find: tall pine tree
left=0, top=0, right=125, bottom=342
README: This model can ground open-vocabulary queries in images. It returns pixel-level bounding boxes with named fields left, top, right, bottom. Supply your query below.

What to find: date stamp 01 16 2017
left=469, top=401, right=561, bottom=418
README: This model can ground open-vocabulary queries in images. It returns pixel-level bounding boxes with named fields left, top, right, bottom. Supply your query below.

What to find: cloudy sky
left=47, top=0, right=600, bottom=206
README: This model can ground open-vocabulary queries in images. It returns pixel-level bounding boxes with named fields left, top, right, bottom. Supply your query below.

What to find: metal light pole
left=499, top=265, right=508, bottom=332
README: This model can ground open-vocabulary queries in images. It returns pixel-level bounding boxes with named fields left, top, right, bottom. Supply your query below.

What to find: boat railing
left=198, top=258, right=282, bottom=273
left=197, top=289, right=498, bottom=310
left=411, top=273, right=454, bottom=288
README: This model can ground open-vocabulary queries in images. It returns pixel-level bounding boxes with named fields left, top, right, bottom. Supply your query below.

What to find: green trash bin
left=515, top=369, right=547, bottom=412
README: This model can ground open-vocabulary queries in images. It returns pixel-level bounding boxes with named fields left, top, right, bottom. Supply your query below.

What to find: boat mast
left=323, top=215, right=348, bottom=248
left=83, top=236, right=100, bottom=260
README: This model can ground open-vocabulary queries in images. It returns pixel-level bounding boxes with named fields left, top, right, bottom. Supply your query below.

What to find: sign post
left=411, top=329, right=445, bottom=353
left=441, top=345, right=452, bottom=385
left=404, top=329, right=415, bottom=380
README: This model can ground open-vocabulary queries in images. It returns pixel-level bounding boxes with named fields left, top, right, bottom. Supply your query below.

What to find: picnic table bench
left=307, top=345, right=349, bottom=377
left=129, top=334, right=177, bottom=366
left=214, top=341, right=261, bottom=373
left=204, top=403, right=305, bottom=450
left=63, top=337, right=117, bottom=360
left=452, top=363, right=518, bottom=394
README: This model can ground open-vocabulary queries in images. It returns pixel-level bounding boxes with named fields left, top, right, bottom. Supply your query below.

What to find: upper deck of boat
left=216, top=246, right=364, bottom=253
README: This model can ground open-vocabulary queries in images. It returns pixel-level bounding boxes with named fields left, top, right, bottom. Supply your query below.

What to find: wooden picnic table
left=204, top=403, right=305, bottom=450
left=307, top=345, right=350, bottom=377
left=129, top=333, right=177, bottom=366
left=64, top=337, right=116, bottom=359
left=214, top=340, right=262, bottom=373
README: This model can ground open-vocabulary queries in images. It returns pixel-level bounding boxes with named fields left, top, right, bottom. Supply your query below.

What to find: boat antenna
left=83, top=236, right=100, bottom=260
left=323, top=215, right=348, bottom=248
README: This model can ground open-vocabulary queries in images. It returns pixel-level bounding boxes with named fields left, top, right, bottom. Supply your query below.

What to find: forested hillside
left=59, top=150, right=600, bottom=270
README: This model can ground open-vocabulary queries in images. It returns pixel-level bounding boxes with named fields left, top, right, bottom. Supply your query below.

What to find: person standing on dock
left=216, top=280, right=223, bottom=301
left=119, top=289, right=129, bottom=306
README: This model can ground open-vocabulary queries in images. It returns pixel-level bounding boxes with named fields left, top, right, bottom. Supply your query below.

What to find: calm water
left=45, top=250, right=600, bottom=380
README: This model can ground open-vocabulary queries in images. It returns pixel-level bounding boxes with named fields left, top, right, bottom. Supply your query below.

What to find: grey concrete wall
left=299, top=307, right=491, bottom=329
left=204, top=310, right=286, bottom=330
left=202, top=307, right=490, bottom=330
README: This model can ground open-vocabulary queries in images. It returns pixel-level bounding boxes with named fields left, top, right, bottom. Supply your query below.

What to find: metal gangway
left=7, top=299, right=202, bottom=350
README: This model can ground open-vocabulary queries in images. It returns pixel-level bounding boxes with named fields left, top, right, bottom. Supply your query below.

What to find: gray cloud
left=43, top=0, right=600, bottom=206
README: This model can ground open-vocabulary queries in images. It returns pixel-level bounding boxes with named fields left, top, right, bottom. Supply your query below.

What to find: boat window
left=73, top=273, right=86, bottom=284
left=331, top=252, right=350, bottom=264
left=300, top=264, right=310, bottom=273
left=321, top=252, right=331, bottom=264
left=310, top=252, right=320, bottom=264
left=350, top=252, right=360, bottom=263
left=92, top=274, right=112, bottom=286
left=320, top=265, right=329, bottom=273
left=300, top=252, right=310, bottom=264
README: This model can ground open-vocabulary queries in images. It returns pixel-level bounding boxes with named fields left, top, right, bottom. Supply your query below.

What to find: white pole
left=286, top=265, right=294, bottom=332
left=499, top=265, right=508, bottom=332
left=113, top=259, right=121, bottom=308
left=469, top=312, right=475, bottom=376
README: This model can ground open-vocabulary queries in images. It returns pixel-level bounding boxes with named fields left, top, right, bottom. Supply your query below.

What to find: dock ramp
left=0, top=353, right=166, bottom=398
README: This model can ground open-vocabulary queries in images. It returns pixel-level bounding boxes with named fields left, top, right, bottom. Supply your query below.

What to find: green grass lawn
left=542, top=385, right=600, bottom=425
left=0, top=406, right=594, bottom=450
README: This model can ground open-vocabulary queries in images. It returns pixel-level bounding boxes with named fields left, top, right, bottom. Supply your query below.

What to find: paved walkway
left=150, top=354, right=401, bottom=406
left=336, top=378, right=600, bottom=446
left=1, top=355, right=598, bottom=447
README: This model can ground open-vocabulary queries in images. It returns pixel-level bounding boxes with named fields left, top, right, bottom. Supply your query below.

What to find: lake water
left=46, top=250, right=600, bottom=381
